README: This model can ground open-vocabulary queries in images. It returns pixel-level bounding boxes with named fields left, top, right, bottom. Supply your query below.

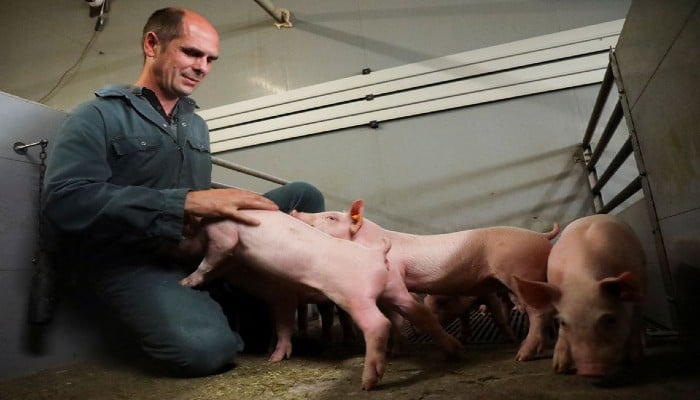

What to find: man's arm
left=42, top=103, right=278, bottom=242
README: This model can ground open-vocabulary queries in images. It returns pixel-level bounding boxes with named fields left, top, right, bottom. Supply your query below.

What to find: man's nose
left=193, top=58, right=209, bottom=75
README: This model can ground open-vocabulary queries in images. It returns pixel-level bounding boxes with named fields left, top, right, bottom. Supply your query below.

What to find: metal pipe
left=582, top=61, right=614, bottom=148
left=598, top=175, right=642, bottom=214
left=212, top=181, right=234, bottom=189
left=587, top=100, right=623, bottom=170
left=591, top=137, right=633, bottom=194
left=211, top=156, right=289, bottom=186
left=253, top=0, right=289, bottom=25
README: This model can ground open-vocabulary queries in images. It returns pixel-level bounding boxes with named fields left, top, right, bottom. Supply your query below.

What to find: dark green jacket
left=42, top=85, right=211, bottom=265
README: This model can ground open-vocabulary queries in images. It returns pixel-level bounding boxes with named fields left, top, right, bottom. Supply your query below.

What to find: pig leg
left=297, top=303, right=309, bottom=337
left=316, top=301, right=335, bottom=343
left=340, top=302, right=391, bottom=390
left=314, top=301, right=357, bottom=345
left=458, top=309, right=471, bottom=344
left=337, top=307, right=357, bottom=345
left=181, top=224, right=240, bottom=287
left=515, top=305, right=552, bottom=361
left=483, top=292, right=517, bottom=342
left=268, top=296, right=298, bottom=362
left=380, top=281, right=463, bottom=359
left=322, top=274, right=391, bottom=389
left=382, top=309, right=406, bottom=357
left=626, top=308, right=645, bottom=362
left=552, top=327, right=574, bottom=373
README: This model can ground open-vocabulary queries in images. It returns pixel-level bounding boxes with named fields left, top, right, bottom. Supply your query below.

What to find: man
left=42, top=8, right=324, bottom=376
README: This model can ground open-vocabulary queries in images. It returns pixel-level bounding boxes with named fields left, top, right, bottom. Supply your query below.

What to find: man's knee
left=288, top=181, right=325, bottom=212
left=266, top=181, right=325, bottom=213
left=148, top=326, right=244, bottom=377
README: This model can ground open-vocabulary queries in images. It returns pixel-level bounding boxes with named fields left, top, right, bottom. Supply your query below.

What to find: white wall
left=1, top=0, right=632, bottom=112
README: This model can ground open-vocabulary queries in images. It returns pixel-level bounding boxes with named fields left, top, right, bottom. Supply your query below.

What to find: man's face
left=153, top=16, right=219, bottom=99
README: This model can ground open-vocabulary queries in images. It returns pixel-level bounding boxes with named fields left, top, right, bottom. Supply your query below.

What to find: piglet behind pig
left=515, top=214, right=647, bottom=377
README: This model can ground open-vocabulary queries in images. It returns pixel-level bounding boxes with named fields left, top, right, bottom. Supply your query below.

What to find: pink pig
left=179, top=211, right=391, bottom=389
left=171, top=216, right=352, bottom=362
left=180, top=210, right=462, bottom=390
left=514, top=214, right=647, bottom=377
left=291, top=199, right=559, bottom=361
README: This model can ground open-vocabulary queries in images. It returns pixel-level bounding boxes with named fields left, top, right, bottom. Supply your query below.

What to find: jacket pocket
left=185, top=135, right=211, bottom=154
left=110, top=135, right=164, bottom=156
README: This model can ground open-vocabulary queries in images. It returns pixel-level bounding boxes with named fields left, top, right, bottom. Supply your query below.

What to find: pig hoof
left=179, top=278, right=194, bottom=287
left=445, top=338, right=464, bottom=359
left=268, top=353, right=286, bottom=362
left=361, top=377, right=379, bottom=391
left=515, top=349, right=538, bottom=362
left=180, top=275, right=203, bottom=287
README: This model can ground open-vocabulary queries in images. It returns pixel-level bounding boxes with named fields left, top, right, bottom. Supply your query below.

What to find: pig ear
left=513, top=275, right=559, bottom=311
left=349, top=199, right=365, bottom=235
left=599, top=271, right=645, bottom=302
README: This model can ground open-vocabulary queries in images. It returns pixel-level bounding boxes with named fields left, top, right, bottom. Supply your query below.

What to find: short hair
left=141, top=8, right=185, bottom=54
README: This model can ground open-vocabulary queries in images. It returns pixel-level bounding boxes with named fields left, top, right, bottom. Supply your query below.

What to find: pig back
left=548, top=214, right=646, bottom=285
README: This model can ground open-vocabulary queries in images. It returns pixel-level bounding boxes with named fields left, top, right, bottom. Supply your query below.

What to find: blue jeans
left=85, top=181, right=325, bottom=376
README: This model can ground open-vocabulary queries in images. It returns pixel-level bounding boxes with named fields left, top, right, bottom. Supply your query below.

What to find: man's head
left=138, top=8, right=219, bottom=102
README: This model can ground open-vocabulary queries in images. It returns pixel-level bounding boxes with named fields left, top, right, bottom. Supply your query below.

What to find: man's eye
left=182, top=48, right=204, bottom=58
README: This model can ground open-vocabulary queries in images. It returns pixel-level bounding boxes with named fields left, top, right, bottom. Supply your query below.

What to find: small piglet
left=179, top=210, right=393, bottom=390
left=292, top=199, right=559, bottom=361
left=514, top=214, right=647, bottom=377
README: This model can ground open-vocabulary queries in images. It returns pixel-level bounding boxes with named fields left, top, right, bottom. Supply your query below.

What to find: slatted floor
left=403, top=309, right=549, bottom=344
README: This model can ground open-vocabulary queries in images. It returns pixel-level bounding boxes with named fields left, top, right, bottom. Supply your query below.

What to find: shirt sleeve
left=42, top=102, right=188, bottom=241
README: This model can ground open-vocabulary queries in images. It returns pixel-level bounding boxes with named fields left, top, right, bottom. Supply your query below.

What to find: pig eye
left=326, top=215, right=337, bottom=221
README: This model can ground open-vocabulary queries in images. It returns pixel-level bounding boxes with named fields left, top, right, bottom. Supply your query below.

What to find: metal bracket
left=14, top=140, right=48, bottom=155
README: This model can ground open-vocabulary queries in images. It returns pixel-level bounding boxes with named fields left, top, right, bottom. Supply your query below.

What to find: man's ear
left=143, top=31, right=160, bottom=57
left=349, top=199, right=364, bottom=235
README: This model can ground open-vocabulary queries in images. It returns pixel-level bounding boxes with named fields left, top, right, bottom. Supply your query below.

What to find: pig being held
left=179, top=211, right=392, bottom=389
left=514, top=214, right=647, bottom=377
left=292, top=199, right=559, bottom=361
left=180, top=210, right=462, bottom=390
left=165, top=216, right=351, bottom=362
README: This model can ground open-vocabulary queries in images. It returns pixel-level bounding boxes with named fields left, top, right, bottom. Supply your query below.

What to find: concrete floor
left=2, top=323, right=699, bottom=400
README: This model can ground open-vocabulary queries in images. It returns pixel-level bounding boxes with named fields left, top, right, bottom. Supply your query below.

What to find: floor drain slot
left=404, top=309, right=544, bottom=344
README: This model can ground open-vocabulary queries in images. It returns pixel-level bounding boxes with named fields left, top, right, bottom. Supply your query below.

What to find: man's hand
left=184, top=188, right=279, bottom=226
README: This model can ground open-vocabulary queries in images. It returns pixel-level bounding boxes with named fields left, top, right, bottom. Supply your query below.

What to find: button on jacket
left=42, top=84, right=212, bottom=265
